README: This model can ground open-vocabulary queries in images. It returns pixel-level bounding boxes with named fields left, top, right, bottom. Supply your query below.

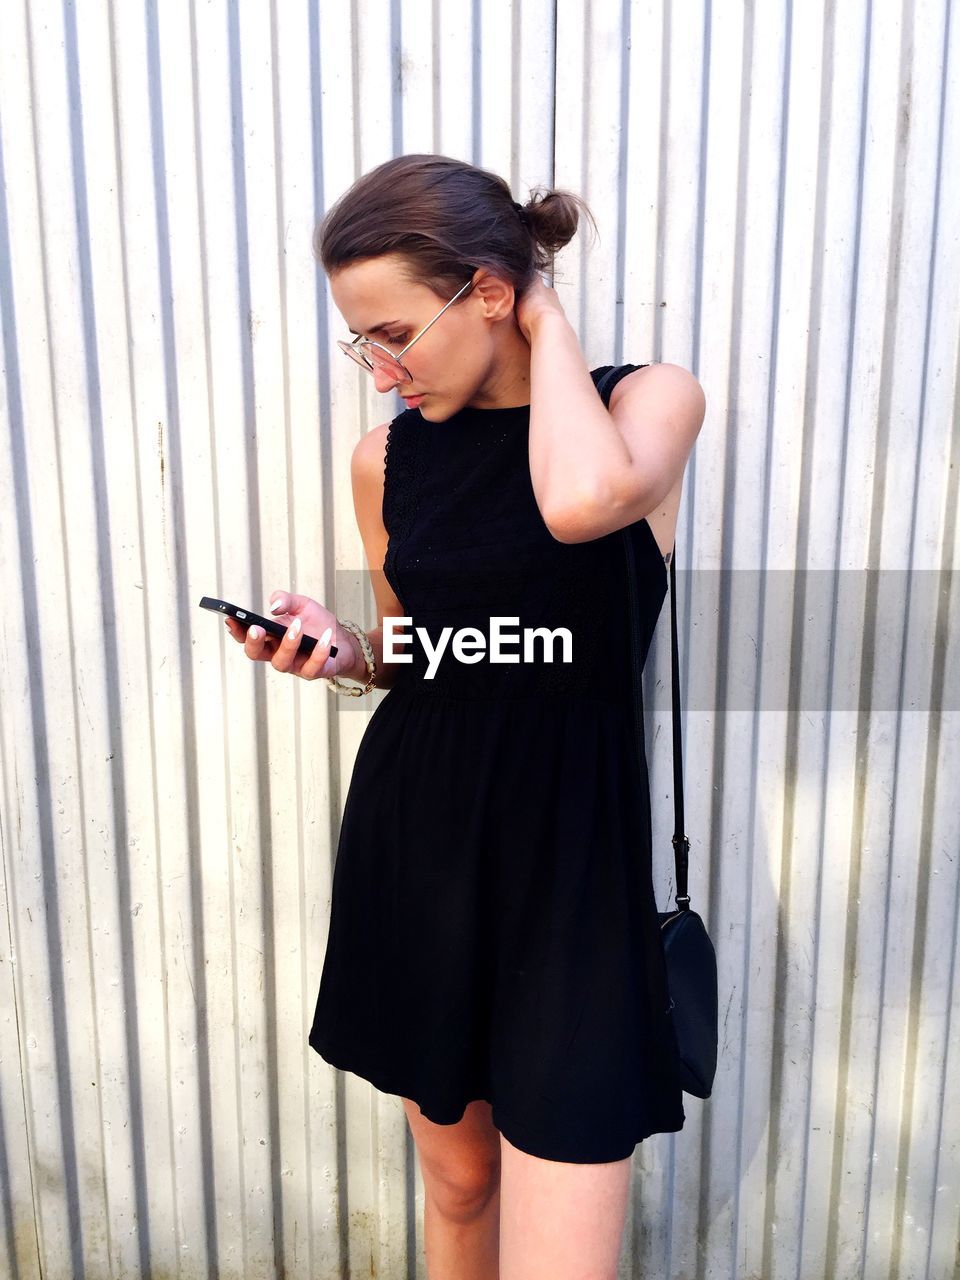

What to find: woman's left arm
left=518, top=277, right=706, bottom=543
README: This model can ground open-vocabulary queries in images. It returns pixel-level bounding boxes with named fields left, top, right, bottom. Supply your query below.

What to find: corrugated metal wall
left=0, top=1, right=957, bottom=1277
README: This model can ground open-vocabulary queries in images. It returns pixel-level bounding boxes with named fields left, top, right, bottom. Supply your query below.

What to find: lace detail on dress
left=382, top=409, right=426, bottom=599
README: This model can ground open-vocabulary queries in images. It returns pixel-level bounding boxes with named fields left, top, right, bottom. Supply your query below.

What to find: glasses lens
left=361, top=343, right=407, bottom=381
left=338, top=340, right=372, bottom=370
left=338, top=339, right=407, bottom=380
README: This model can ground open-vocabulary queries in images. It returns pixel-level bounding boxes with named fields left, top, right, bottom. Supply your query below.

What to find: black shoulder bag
left=649, top=551, right=718, bottom=1098
left=596, top=365, right=719, bottom=1099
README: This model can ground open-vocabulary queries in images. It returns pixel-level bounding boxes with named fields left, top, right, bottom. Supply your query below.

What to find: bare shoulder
left=608, top=361, right=705, bottom=419
left=350, top=423, right=399, bottom=620
left=608, top=360, right=705, bottom=486
left=591, top=361, right=705, bottom=553
left=351, top=422, right=392, bottom=543
left=350, top=420, right=392, bottom=485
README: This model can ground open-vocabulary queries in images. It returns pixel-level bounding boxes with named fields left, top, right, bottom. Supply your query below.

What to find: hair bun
left=522, top=189, right=596, bottom=264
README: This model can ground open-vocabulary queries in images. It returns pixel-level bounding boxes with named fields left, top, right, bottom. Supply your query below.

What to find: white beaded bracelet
left=325, top=618, right=377, bottom=696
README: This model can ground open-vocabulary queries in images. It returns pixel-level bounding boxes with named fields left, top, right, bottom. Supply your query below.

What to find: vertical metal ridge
left=917, top=26, right=960, bottom=1279
left=146, top=0, right=223, bottom=1269
left=729, top=8, right=766, bottom=1276
left=755, top=0, right=799, bottom=1268
left=391, top=0, right=403, bottom=155
left=860, top=0, right=920, bottom=1266
left=181, top=47, right=236, bottom=1280
left=303, top=9, right=327, bottom=1275
left=112, top=0, right=173, bottom=1262
left=349, top=0, right=361, bottom=175
left=827, top=0, right=925, bottom=1272
left=885, top=8, right=960, bottom=1258
left=60, top=0, right=117, bottom=1267
left=471, top=0, right=481, bottom=163
left=820, top=0, right=874, bottom=1264
left=0, top=80, right=45, bottom=1280
left=183, top=5, right=230, bottom=1254
left=793, top=0, right=843, bottom=1271
left=16, top=3, right=86, bottom=1272
left=692, top=0, right=710, bottom=384
left=613, top=0, right=631, bottom=363
left=549, top=0, right=557, bottom=188
left=654, top=0, right=670, bottom=362
left=56, top=30, right=109, bottom=1257
left=923, top=437, right=960, bottom=1272
left=510, top=0, right=521, bottom=194
left=189, top=0, right=237, bottom=1245
left=577, top=13, right=589, bottom=336
left=223, top=0, right=254, bottom=1267
left=263, top=5, right=289, bottom=1272
left=317, top=6, right=357, bottom=1273
left=694, top=11, right=726, bottom=1280
left=431, top=0, right=441, bottom=154
left=655, top=6, right=676, bottom=1273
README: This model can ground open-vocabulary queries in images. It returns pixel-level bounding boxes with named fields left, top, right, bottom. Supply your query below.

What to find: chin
left=419, top=399, right=454, bottom=423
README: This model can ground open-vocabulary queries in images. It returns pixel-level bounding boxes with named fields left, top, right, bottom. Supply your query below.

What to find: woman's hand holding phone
left=224, top=592, right=352, bottom=682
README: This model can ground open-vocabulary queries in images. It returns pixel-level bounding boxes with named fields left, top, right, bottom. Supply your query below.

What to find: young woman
left=225, top=154, right=705, bottom=1280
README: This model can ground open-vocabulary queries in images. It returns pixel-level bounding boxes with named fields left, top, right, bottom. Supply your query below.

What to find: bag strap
left=667, top=551, right=690, bottom=907
left=595, top=365, right=691, bottom=911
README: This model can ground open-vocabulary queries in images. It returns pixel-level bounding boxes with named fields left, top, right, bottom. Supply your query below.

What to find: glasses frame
left=338, top=273, right=477, bottom=383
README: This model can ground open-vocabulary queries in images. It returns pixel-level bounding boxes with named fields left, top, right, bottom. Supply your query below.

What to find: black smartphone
left=198, top=596, right=336, bottom=658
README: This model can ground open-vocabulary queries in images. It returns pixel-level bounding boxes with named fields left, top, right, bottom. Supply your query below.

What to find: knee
left=425, top=1160, right=501, bottom=1225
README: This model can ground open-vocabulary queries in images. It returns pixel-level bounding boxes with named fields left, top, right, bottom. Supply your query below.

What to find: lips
left=402, top=394, right=426, bottom=409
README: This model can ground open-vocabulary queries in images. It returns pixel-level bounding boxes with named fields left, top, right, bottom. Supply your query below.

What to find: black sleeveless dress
left=309, top=364, right=685, bottom=1163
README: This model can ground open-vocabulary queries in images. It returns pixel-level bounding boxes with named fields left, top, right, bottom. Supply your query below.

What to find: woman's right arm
left=224, top=422, right=406, bottom=690
left=340, top=421, right=407, bottom=691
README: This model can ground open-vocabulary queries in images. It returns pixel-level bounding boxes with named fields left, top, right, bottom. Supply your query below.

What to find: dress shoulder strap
left=592, top=364, right=649, bottom=406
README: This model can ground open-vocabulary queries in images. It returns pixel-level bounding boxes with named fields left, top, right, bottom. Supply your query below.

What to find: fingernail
left=249, top=626, right=262, bottom=640
left=319, top=626, right=332, bottom=646
left=286, top=617, right=302, bottom=640
left=270, top=600, right=285, bottom=614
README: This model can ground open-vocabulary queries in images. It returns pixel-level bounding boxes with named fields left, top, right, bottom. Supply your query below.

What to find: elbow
left=543, top=477, right=652, bottom=545
left=544, top=509, right=600, bottom=544
left=541, top=485, right=604, bottom=544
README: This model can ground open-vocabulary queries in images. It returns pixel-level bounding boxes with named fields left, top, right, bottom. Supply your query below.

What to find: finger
left=226, top=616, right=253, bottom=645
left=296, top=624, right=337, bottom=681
left=271, top=615, right=306, bottom=673
left=245, top=624, right=272, bottom=660
left=268, top=591, right=290, bottom=618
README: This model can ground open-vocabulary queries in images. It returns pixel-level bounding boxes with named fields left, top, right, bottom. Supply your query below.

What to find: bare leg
left=423, top=1176, right=501, bottom=1280
left=403, top=1097, right=502, bottom=1279
left=498, top=1131, right=631, bottom=1280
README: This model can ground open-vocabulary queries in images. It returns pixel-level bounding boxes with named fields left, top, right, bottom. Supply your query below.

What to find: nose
left=373, top=365, right=402, bottom=393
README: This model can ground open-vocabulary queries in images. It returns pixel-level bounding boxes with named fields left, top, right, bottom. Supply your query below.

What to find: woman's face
left=329, top=253, right=517, bottom=420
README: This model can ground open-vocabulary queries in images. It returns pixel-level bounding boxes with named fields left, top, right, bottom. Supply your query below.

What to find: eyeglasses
left=337, top=274, right=477, bottom=383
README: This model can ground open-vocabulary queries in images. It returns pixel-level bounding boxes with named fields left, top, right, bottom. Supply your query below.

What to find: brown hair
left=314, top=153, right=596, bottom=297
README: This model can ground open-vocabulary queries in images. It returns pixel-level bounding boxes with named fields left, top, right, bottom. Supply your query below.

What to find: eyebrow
left=348, top=320, right=401, bottom=337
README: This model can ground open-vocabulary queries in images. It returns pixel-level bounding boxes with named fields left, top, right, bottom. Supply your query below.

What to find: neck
left=467, top=321, right=533, bottom=409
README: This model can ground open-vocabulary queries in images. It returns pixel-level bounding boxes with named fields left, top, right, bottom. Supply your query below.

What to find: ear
left=471, top=270, right=516, bottom=323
